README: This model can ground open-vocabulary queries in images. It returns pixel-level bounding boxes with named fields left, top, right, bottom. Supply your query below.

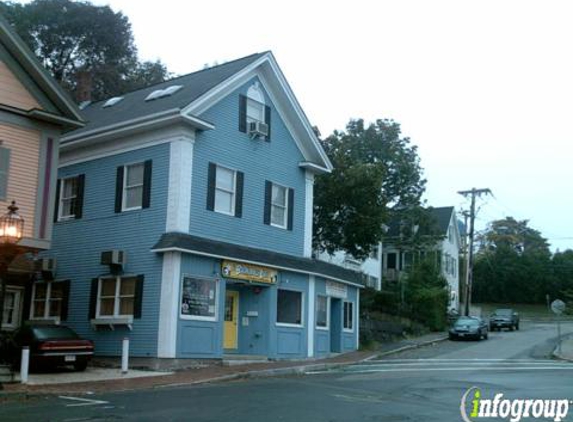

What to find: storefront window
left=277, top=289, right=302, bottom=326
left=316, top=295, right=328, bottom=328
left=181, top=276, right=218, bottom=321
left=343, top=301, right=354, bottom=331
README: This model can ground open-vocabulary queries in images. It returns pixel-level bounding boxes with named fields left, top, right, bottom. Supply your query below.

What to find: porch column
left=157, top=251, right=181, bottom=358
left=307, top=275, right=315, bottom=357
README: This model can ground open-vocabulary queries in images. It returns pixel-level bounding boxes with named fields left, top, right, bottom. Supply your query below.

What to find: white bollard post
left=20, top=347, right=29, bottom=384
left=121, top=337, right=129, bottom=374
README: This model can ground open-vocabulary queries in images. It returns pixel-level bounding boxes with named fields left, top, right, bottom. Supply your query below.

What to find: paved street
left=2, top=321, right=572, bottom=422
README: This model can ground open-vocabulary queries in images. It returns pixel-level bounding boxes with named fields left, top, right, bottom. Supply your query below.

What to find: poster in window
left=181, top=277, right=217, bottom=318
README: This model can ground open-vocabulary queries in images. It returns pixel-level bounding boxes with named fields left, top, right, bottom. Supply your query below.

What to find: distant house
left=0, top=15, right=83, bottom=331
left=381, top=206, right=462, bottom=311
left=318, top=247, right=382, bottom=290
left=37, top=51, right=363, bottom=361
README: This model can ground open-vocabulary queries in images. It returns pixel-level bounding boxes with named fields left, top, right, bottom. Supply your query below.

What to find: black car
left=489, top=308, right=520, bottom=331
left=449, top=317, right=489, bottom=341
left=13, top=324, right=94, bottom=371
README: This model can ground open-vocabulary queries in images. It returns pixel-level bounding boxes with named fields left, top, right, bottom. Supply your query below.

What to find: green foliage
left=313, top=118, right=426, bottom=259
left=473, top=218, right=573, bottom=304
left=404, top=259, right=449, bottom=331
left=0, top=0, right=171, bottom=101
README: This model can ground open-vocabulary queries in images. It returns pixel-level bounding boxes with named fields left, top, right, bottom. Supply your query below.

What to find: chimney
left=74, top=70, right=92, bottom=104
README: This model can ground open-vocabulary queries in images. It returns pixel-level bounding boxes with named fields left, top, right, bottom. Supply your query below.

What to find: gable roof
left=385, top=206, right=456, bottom=238
left=62, top=51, right=332, bottom=173
left=68, top=53, right=266, bottom=138
left=0, top=14, right=84, bottom=128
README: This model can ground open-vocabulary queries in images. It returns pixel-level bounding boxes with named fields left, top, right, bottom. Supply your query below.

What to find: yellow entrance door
left=224, top=291, right=239, bottom=349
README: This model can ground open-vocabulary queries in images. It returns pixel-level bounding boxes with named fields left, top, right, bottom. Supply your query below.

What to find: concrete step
left=0, top=364, right=16, bottom=384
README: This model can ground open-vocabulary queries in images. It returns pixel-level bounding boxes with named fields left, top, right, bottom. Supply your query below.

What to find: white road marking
left=59, top=395, right=109, bottom=407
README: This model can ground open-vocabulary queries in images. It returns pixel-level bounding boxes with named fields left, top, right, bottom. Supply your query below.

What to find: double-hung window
left=123, top=163, right=144, bottom=211
left=97, top=276, right=137, bottom=318
left=115, top=160, right=152, bottom=213
left=31, top=280, right=70, bottom=321
left=57, top=175, right=86, bottom=220
left=215, top=165, right=236, bottom=215
left=206, top=163, right=244, bottom=218
left=343, top=301, right=354, bottom=331
left=271, top=184, right=288, bottom=228
left=0, top=146, right=10, bottom=200
left=264, top=181, right=294, bottom=230
left=246, top=98, right=265, bottom=125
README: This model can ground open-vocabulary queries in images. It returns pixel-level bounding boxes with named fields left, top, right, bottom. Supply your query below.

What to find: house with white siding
left=381, top=206, right=461, bottom=311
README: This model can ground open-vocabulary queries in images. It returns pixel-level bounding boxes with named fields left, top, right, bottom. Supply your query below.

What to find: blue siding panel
left=49, top=143, right=169, bottom=357
left=192, top=77, right=306, bottom=256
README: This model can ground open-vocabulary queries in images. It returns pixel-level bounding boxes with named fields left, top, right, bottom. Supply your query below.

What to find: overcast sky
left=78, top=1, right=573, bottom=251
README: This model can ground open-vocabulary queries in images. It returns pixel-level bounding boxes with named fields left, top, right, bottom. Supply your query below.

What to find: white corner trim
left=157, top=252, right=182, bottom=358
left=303, top=171, right=314, bottom=258
left=166, top=137, right=195, bottom=233
left=307, top=275, right=315, bottom=357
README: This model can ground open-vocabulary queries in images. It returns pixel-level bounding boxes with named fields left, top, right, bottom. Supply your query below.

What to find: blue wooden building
left=35, top=52, right=363, bottom=361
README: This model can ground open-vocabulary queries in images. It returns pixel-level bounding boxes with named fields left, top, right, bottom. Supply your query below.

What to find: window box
left=90, top=316, right=134, bottom=330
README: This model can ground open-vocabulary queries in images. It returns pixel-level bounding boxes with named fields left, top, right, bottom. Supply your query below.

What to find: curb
left=0, top=336, right=448, bottom=397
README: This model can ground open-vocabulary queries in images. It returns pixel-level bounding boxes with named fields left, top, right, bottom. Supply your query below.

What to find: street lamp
left=0, top=201, right=24, bottom=244
left=0, top=201, right=24, bottom=330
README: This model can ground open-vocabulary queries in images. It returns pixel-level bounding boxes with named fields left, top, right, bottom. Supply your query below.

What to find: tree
left=473, top=218, right=553, bottom=304
left=0, top=0, right=170, bottom=101
left=313, top=119, right=426, bottom=259
left=477, top=217, right=551, bottom=257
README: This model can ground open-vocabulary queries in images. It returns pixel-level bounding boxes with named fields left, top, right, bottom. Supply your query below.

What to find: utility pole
left=460, top=210, right=470, bottom=314
left=458, top=188, right=492, bottom=316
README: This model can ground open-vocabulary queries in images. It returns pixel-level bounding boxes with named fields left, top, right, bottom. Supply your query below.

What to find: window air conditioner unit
left=248, top=121, right=269, bottom=137
left=36, top=258, right=56, bottom=280
left=101, top=250, right=126, bottom=267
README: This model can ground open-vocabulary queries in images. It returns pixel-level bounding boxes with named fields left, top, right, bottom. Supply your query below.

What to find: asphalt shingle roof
left=385, top=206, right=455, bottom=238
left=67, top=52, right=267, bottom=139
left=152, top=232, right=364, bottom=286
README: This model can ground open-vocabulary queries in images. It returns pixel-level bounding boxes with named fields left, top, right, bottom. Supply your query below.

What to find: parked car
left=13, top=324, right=94, bottom=371
left=449, top=316, right=489, bottom=341
left=489, top=308, right=520, bottom=331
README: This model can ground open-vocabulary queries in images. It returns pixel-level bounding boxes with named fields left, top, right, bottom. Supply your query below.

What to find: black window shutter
left=287, top=188, right=294, bottom=231
left=235, top=171, right=244, bottom=218
left=239, top=95, right=247, bottom=133
left=75, top=174, right=85, bottom=219
left=264, top=181, right=272, bottom=225
left=142, top=160, right=152, bottom=209
left=53, top=179, right=61, bottom=222
left=89, top=278, right=99, bottom=319
left=264, top=105, right=271, bottom=142
left=206, top=162, right=216, bottom=211
left=115, top=166, right=124, bottom=213
left=60, top=280, right=71, bottom=321
left=133, top=275, right=144, bottom=319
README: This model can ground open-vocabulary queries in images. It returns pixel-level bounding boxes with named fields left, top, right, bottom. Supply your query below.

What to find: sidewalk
left=0, top=331, right=447, bottom=396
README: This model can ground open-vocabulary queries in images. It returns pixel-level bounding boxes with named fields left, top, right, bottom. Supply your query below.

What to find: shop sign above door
left=222, top=260, right=277, bottom=285
left=326, top=280, right=348, bottom=298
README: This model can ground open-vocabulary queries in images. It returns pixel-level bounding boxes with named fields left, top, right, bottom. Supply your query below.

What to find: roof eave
left=0, top=16, right=84, bottom=124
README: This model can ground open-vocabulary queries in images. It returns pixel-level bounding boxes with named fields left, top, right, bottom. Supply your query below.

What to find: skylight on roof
left=102, top=96, right=124, bottom=108
left=144, top=85, right=183, bottom=102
